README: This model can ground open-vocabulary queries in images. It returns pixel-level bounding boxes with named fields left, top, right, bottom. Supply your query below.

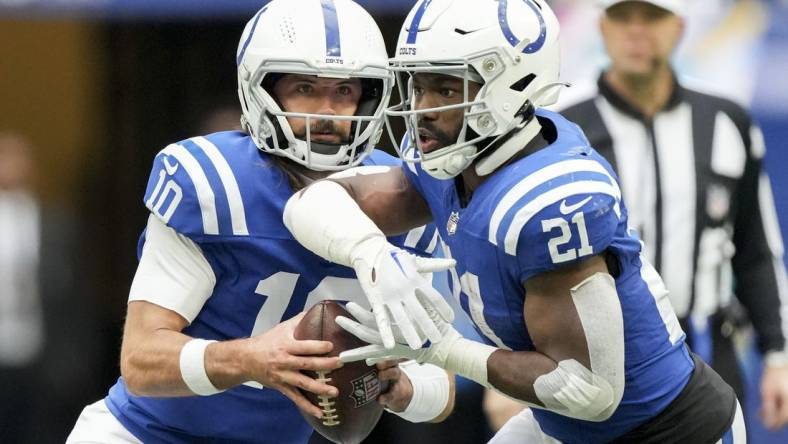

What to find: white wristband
left=390, top=361, right=450, bottom=423
left=179, top=339, right=224, bottom=396
left=764, top=350, right=788, bottom=367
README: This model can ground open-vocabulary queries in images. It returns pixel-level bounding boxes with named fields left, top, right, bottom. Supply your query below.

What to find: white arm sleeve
left=532, top=273, right=625, bottom=421
left=128, top=214, right=216, bottom=322
left=283, top=179, right=388, bottom=267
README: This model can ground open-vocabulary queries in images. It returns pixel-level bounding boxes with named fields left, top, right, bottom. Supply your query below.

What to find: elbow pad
left=533, top=273, right=625, bottom=421
left=533, top=359, right=616, bottom=422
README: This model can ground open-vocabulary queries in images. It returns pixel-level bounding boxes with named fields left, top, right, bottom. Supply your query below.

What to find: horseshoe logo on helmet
left=498, top=0, right=547, bottom=54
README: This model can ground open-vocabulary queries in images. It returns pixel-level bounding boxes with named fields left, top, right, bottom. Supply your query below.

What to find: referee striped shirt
left=557, top=73, right=788, bottom=356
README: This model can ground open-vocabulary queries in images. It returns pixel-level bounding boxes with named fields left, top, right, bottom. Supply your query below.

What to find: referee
left=557, top=0, right=788, bottom=430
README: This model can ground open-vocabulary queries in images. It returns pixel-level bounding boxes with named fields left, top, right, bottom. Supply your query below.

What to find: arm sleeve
left=731, top=125, right=788, bottom=354
left=129, top=214, right=216, bottom=323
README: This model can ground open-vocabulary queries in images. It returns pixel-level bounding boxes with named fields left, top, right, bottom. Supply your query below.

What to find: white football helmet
left=386, top=0, right=562, bottom=179
left=237, top=0, right=393, bottom=171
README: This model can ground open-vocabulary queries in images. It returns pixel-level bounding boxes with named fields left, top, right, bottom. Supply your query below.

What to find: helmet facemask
left=236, top=0, right=394, bottom=172
left=386, top=53, right=534, bottom=180
left=241, top=62, right=390, bottom=171
left=387, top=0, right=564, bottom=179
left=386, top=62, right=484, bottom=180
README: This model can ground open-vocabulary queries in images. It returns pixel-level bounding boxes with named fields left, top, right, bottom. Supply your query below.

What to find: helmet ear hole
left=264, top=110, right=289, bottom=149
left=510, top=74, right=536, bottom=92
left=350, top=78, right=385, bottom=143
left=262, top=73, right=286, bottom=106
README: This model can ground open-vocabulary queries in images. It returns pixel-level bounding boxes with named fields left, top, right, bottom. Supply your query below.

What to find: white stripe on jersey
left=425, top=229, right=439, bottom=254
left=406, top=159, right=418, bottom=175
left=502, top=180, right=620, bottom=256
left=404, top=225, right=426, bottom=249
left=654, top=103, right=696, bottom=318
left=488, top=159, right=621, bottom=246
left=442, top=241, right=463, bottom=304
left=596, top=96, right=655, bottom=262
left=750, top=126, right=766, bottom=160
left=162, top=144, right=219, bottom=235
left=192, top=137, right=250, bottom=236
left=640, top=254, right=685, bottom=345
left=711, top=111, right=747, bottom=178
left=460, top=272, right=512, bottom=350
left=760, top=174, right=786, bottom=257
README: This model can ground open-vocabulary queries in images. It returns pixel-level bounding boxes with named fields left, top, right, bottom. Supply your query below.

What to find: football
left=294, top=301, right=385, bottom=444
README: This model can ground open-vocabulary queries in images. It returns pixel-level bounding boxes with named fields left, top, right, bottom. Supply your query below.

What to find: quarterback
left=285, top=0, right=746, bottom=442
left=67, top=1, right=454, bottom=443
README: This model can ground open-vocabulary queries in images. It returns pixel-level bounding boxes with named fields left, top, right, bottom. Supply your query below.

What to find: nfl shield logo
left=349, top=370, right=381, bottom=408
left=447, top=211, right=460, bottom=235
left=706, top=184, right=730, bottom=221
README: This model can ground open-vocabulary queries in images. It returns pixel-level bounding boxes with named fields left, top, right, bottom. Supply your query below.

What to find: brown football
left=293, top=301, right=385, bottom=444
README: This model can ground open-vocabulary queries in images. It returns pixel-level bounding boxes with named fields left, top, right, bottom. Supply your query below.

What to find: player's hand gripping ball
left=294, top=301, right=386, bottom=444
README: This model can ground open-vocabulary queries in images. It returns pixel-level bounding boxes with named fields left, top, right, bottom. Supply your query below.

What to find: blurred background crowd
left=1, top=0, right=786, bottom=442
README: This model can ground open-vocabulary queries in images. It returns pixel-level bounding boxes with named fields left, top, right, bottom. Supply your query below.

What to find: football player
left=284, top=0, right=746, bottom=442
left=66, top=1, right=454, bottom=442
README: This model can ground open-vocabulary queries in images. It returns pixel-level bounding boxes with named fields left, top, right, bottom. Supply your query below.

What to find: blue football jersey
left=105, top=131, right=440, bottom=444
left=403, top=110, right=694, bottom=443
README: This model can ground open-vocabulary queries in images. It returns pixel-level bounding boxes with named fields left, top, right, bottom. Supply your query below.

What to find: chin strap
left=474, top=117, right=542, bottom=176
left=472, top=81, right=571, bottom=176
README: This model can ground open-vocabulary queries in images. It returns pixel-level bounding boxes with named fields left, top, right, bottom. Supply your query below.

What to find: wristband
left=179, top=339, right=224, bottom=396
left=390, top=361, right=450, bottom=423
left=764, top=350, right=788, bottom=367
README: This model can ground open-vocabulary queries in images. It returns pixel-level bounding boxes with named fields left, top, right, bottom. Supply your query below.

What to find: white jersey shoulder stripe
left=191, top=137, right=249, bottom=236
left=404, top=225, right=426, bottom=249
left=161, top=144, right=219, bottom=235
left=489, top=159, right=621, bottom=246
left=503, top=180, right=620, bottom=256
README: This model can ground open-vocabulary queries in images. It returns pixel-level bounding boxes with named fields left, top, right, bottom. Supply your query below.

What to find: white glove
left=350, top=236, right=455, bottom=349
left=283, top=179, right=456, bottom=350
left=337, top=302, right=496, bottom=387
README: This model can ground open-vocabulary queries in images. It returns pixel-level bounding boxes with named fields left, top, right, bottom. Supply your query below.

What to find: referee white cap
left=599, top=0, right=685, bottom=17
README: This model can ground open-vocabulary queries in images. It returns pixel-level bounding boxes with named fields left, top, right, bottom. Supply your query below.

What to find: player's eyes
left=336, top=86, right=352, bottom=96
left=645, top=9, right=670, bottom=21
left=412, top=86, right=424, bottom=97
left=440, top=88, right=458, bottom=99
left=296, top=84, right=314, bottom=94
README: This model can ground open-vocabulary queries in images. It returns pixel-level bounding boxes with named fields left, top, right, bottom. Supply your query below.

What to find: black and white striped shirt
left=557, top=73, right=788, bottom=356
